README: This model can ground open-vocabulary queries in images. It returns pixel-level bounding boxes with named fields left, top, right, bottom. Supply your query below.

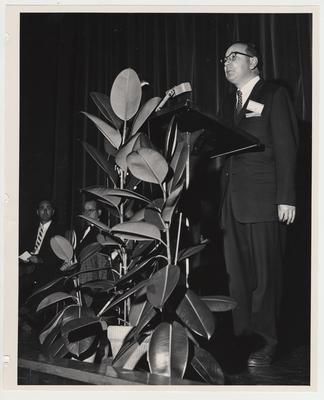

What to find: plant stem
left=122, top=120, right=127, bottom=146
left=165, top=222, right=172, bottom=265
left=162, top=182, right=167, bottom=202
left=73, top=277, right=82, bottom=307
left=97, top=294, right=117, bottom=318
left=174, top=212, right=183, bottom=265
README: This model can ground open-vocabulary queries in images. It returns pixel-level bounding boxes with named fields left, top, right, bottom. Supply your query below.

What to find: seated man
left=19, top=200, right=62, bottom=302
left=72, top=199, right=113, bottom=284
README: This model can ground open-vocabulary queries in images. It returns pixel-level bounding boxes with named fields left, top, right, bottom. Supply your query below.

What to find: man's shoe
left=247, top=344, right=276, bottom=367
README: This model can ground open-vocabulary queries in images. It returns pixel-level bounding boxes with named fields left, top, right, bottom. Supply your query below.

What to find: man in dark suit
left=220, top=42, right=298, bottom=366
left=19, top=199, right=62, bottom=301
left=72, top=199, right=112, bottom=284
left=74, top=199, right=102, bottom=254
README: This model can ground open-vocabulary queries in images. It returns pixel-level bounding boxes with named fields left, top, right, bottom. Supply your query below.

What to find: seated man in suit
left=71, top=199, right=113, bottom=284
left=19, top=199, right=62, bottom=302
left=75, top=199, right=103, bottom=253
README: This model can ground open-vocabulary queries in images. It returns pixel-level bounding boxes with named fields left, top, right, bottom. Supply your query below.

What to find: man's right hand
left=28, top=255, right=43, bottom=264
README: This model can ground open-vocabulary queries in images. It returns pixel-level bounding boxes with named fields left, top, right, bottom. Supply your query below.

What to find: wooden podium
left=148, top=99, right=263, bottom=286
left=148, top=98, right=263, bottom=158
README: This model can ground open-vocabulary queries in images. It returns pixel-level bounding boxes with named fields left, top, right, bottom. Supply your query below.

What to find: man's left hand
left=278, top=204, right=296, bottom=225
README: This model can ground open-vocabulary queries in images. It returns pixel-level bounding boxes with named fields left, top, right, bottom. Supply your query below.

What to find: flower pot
left=107, top=325, right=133, bottom=358
left=71, top=352, right=96, bottom=363
left=107, top=325, right=150, bottom=370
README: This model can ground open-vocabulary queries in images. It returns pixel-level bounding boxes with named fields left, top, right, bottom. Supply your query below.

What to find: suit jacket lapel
left=234, top=79, right=264, bottom=125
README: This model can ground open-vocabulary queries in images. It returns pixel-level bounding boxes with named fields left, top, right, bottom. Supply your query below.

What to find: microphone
left=155, top=82, right=192, bottom=111
left=140, top=80, right=150, bottom=87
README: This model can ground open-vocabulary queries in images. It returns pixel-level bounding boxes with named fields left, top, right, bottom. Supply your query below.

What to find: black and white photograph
left=2, top=3, right=318, bottom=391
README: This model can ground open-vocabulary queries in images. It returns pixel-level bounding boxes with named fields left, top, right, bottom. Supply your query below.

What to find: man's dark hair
left=37, top=199, right=54, bottom=209
left=230, top=41, right=263, bottom=70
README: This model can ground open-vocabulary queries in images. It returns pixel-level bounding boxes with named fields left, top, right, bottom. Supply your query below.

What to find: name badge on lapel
left=246, top=100, right=264, bottom=117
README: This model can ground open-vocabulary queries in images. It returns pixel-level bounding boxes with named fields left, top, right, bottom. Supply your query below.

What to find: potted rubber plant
left=27, top=68, right=237, bottom=384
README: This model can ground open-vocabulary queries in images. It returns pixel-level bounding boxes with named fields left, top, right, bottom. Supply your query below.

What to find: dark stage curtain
left=20, top=13, right=312, bottom=233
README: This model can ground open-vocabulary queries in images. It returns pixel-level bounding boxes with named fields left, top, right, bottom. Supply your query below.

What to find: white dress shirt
left=237, top=75, right=260, bottom=109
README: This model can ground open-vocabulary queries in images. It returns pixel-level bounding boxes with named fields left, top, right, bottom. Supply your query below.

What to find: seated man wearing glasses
left=218, top=42, right=298, bottom=367
left=67, top=199, right=112, bottom=284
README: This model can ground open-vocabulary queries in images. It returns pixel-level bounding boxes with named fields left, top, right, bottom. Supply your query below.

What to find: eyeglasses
left=83, top=208, right=97, bottom=214
left=220, top=51, right=253, bottom=64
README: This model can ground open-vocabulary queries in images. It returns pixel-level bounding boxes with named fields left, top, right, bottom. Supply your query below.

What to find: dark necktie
left=34, top=224, right=44, bottom=253
left=236, top=89, right=243, bottom=113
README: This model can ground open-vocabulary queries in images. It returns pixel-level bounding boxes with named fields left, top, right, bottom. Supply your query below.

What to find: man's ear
left=250, top=56, right=258, bottom=70
left=98, top=209, right=102, bottom=218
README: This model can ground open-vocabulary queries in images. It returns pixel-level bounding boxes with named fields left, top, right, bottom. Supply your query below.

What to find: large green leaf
left=115, top=131, right=142, bottom=172
left=61, top=316, right=101, bottom=357
left=61, top=316, right=101, bottom=336
left=128, top=207, right=145, bottom=222
left=110, top=68, right=142, bottom=121
left=81, top=111, right=122, bottom=149
left=77, top=215, right=110, bottom=232
left=50, top=235, right=74, bottom=262
left=130, top=97, right=161, bottom=136
left=90, top=91, right=122, bottom=129
left=147, top=265, right=180, bottom=310
left=178, top=241, right=208, bottom=262
left=127, top=148, right=168, bottom=185
left=68, top=336, right=97, bottom=360
left=201, top=295, right=237, bottom=312
left=36, top=292, right=78, bottom=313
left=81, top=141, right=118, bottom=187
left=115, top=255, right=160, bottom=287
left=39, top=304, right=78, bottom=345
left=78, top=242, right=102, bottom=265
left=132, top=241, right=158, bottom=258
left=127, top=303, right=157, bottom=342
left=132, top=133, right=155, bottom=151
left=103, top=138, right=118, bottom=157
left=42, top=324, right=61, bottom=352
left=147, top=321, right=188, bottom=378
left=161, top=183, right=184, bottom=224
left=84, top=185, right=150, bottom=205
left=79, top=280, right=115, bottom=293
left=176, top=289, right=215, bottom=339
left=103, top=188, right=151, bottom=204
left=46, top=336, right=70, bottom=359
left=168, top=140, right=189, bottom=193
left=61, top=304, right=95, bottom=325
left=113, top=334, right=151, bottom=370
left=191, top=346, right=224, bottom=385
left=111, top=221, right=161, bottom=242
left=128, top=296, right=150, bottom=327
left=82, top=186, right=121, bottom=209
left=185, top=327, right=200, bottom=347
left=26, top=276, right=67, bottom=302
left=144, top=205, right=166, bottom=230
left=99, top=279, right=149, bottom=315
left=39, top=311, right=64, bottom=345
left=96, top=233, right=121, bottom=247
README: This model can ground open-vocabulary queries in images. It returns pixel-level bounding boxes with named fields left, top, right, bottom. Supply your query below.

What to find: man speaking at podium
left=220, top=42, right=298, bottom=367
